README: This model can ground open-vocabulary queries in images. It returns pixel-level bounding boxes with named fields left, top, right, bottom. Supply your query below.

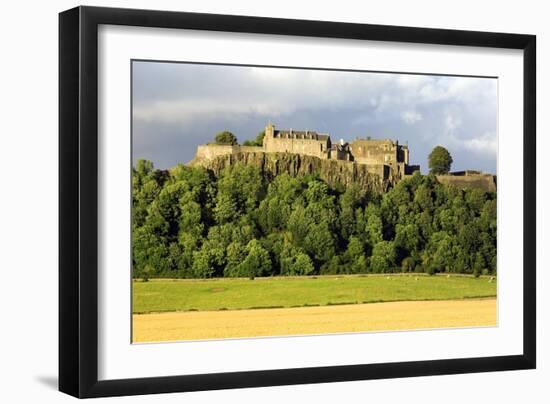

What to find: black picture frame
left=59, top=5, right=536, bottom=398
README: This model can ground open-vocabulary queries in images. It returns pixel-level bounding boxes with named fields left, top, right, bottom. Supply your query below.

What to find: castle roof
left=352, top=138, right=395, bottom=145
left=274, top=130, right=330, bottom=142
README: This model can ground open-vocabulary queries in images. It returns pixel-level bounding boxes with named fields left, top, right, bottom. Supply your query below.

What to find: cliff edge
left=190, top=151, right=390, bottom=193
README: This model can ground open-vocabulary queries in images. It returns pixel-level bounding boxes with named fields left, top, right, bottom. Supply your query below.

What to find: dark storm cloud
left=132, top=61, right=497, bottom=173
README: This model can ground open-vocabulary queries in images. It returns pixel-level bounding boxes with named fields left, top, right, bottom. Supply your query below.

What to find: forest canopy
left=132, top=159, right=496, bottom=279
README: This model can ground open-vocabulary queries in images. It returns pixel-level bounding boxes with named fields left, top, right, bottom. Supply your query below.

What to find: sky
left=132, top=61, right=497, bottom=174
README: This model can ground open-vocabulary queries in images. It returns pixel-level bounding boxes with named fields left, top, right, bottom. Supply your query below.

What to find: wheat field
left=132, top=298, right=496, bottom=343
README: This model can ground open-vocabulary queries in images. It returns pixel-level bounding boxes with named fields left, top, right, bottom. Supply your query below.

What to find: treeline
left=132, top=159, right=496, bottom=279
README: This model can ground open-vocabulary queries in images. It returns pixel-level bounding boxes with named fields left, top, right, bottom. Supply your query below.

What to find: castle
left=194, top=122, right=420, bottom=181
left=191, top=123, right=496, bottom=192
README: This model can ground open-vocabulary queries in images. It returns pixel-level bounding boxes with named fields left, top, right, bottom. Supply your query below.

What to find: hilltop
left=189, top=123, right=495, bottom=193
left=190, top=151, right=390, bottom=193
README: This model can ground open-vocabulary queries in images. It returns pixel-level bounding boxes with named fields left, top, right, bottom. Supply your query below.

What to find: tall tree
left=215, top=131, right=238, bottom=145
left=428, top=146, right=453, bottom=174
left=241, top=239, right=272, bottom=279
left=255, top=130, right=265, bottom=146
left=243, top=130, right=265, bottom=147
left=370, top=241, right=396, bottom=273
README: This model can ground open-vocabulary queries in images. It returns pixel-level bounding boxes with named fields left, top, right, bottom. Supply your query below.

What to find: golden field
left=132, top=298, right=496, bottom=342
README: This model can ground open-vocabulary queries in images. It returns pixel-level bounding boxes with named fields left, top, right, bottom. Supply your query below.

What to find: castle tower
left=263, top=122, right=275, bottom=152
left=265, top=121, right=275, bottom=138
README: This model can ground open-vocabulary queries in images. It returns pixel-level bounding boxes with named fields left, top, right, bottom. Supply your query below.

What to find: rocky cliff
left=190, top=151, right=390, bottom=193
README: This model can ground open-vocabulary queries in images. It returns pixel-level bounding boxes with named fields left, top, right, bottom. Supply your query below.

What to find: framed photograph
left=59, top=6, right=536, bottom=398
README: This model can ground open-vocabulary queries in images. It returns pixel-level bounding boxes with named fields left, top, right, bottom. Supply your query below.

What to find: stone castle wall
left=349, top=139, right=409, bottom=166
left=436, top=173, right=497, bottom=193
left=350, top=139, right=394, bottom=165
left=330, top=147, right=353, bottom=161
left=263, top=133, right=328, bottom=159
left=195, top=144, right=263, bottom=161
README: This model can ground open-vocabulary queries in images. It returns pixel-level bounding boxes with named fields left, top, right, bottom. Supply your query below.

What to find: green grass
left=132, top=274, right=497, bottom=314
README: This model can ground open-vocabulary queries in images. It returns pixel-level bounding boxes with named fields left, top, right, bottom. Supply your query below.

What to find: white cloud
left=441, top=110, right=496, bottom=158
left=133, top=99, right=292, bottom=125
left=462, top=132, right=498, bottom=156
left=444, top=112, right=462, bottom=133
left=134, top=64, right=496, bottom=131
left=132, top=61, right=498, bottom=171
left=401, top=111, right=423, bottom=125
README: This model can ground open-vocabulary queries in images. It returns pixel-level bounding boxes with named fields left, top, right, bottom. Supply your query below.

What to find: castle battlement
left=192, top=123, right=420, bottom=181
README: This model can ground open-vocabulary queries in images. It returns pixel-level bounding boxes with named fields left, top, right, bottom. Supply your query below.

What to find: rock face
left=191, top=151, right=390, bottom=193
left=189, top=151, right=497, bottom=194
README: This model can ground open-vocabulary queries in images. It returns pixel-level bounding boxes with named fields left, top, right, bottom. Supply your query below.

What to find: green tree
left=370, top=241, right=396, bottom=273
left=132, top=160, right=165, bottom=228
left=192, top=239, right=226, bottom=278
left=365, top=207, right=383, bottom=245
left=192, top=249, right=216, bottom=278
left=320, top=255, right=345, bottom=275
left=343, top=236, right=368, bottom=273
left=255, top=130, right=265, bottom=146
left=425, top=231, right=455, bottom=274
left=258, top=174, right=305, bottom=234
left=241, top=239, right=272, bottom=279
left=135, top=159, right=154, bottom=178
left=351, top=255, right=368, bottom=274
left=215, top=131, right=238, bottom=145
left=131, top=155, right=496, bottom=280
left=132, top=227, right=170, bottom=275
left=293, top=253, right=315, bottom=275
left=480, top=199, right=497, bottom=233
left=413, top=182, right=436, bottom=214
left=179, top=198, right=204, bottom=238
left=243, top=130, right=265, bottom=146
left=176, top=232, right=200, bottom=276
left=394, top=223, right=421, bottom=258
left=214, top=164, right=265, bottom=223
left=428, top=146, right=453, bottom=174
left=213, top=193, right=239, bottom=224
left=401, top=256, right=416, bottom=272
left=155, top=182, right=190, bottom=236
left=302, top=221, right=336, bottom=266
left=465, top=188, right=487, bottom=214
left=287, top=207, right=313, bottom=246
left=345, top=236, right=365, bottom=261
left=224, top=241, right=248, bottom=277
left=280, top=245, right=315, bottom=276
left=339, top=184, right=365, bottom=240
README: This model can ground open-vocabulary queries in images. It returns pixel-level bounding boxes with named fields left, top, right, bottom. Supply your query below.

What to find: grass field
left=132, top=274, right=496, bottom=314
left=132, top=298, right=497, bottom=342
